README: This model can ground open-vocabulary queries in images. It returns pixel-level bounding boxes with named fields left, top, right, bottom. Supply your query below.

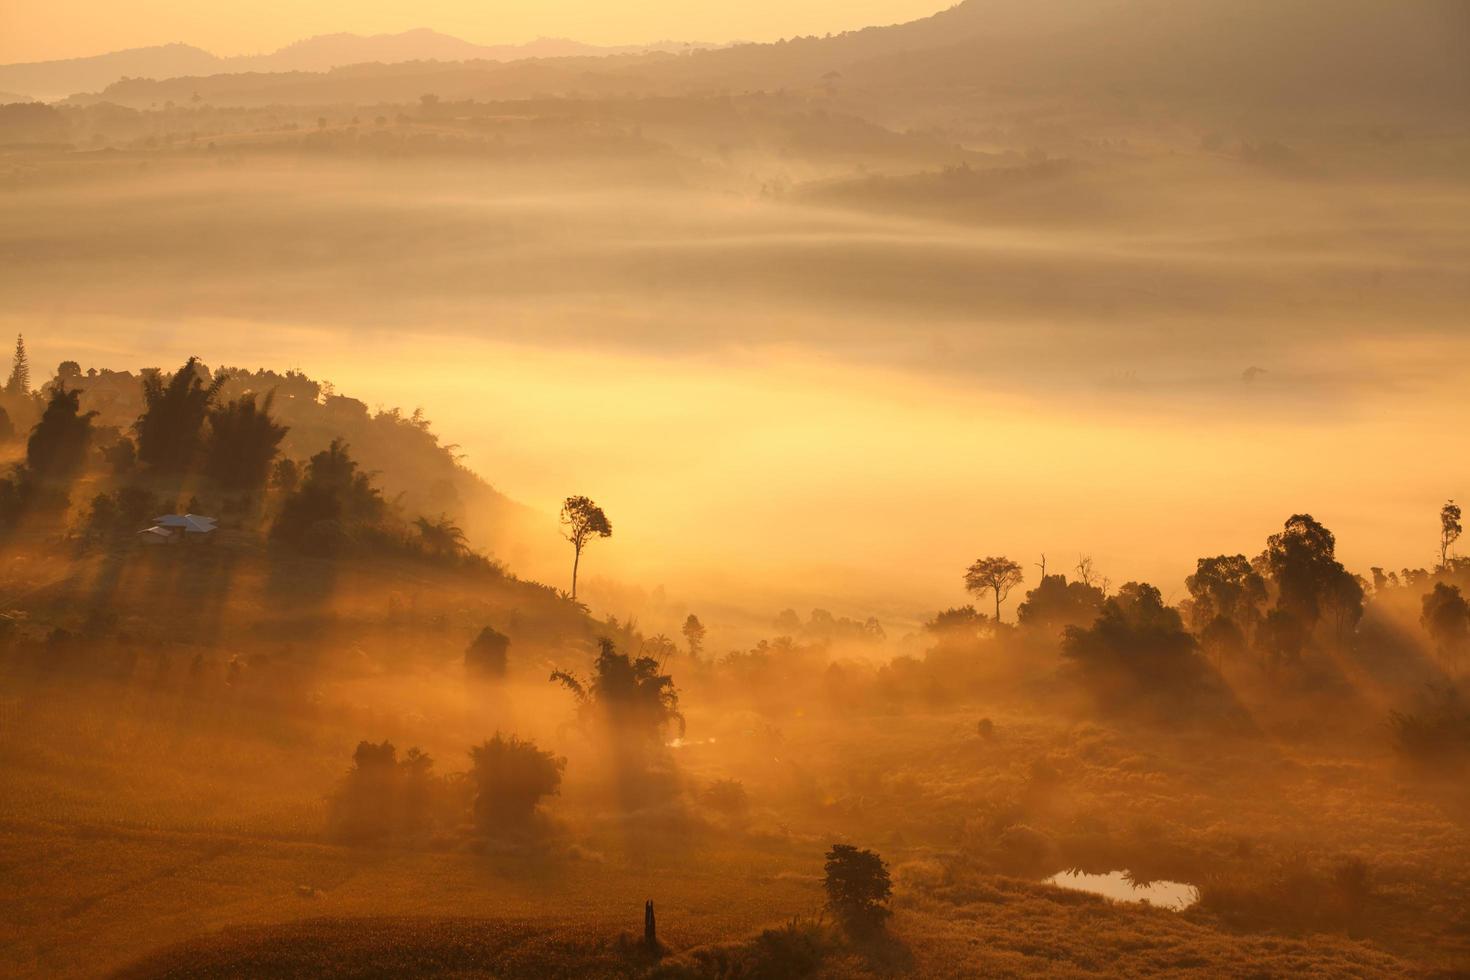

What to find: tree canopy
left=551, top=637, right=684, bottom=741
left=136, top=358, right=227, bottom=473
left=271, top=439, right=386, bottom=550
left=560, top=495, right=611, bottom=600
left=964, top=556, right=1025, bottom=624
left=1062, top=582, right=1199, bottom=681
left=1017, top=574, right=1105, bottom=634
left=823, top=844, right=892, bottom=936
left=26, top=386, right=96, bottom=479
left=203, top=391, right=289, bottom=489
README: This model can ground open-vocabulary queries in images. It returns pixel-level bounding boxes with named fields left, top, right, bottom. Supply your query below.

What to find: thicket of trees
left=0, top=348, right=501, bottom=569
left=329, top=732, right=564, bottom=841
left=202, top=392, right=289, bottom=488
left=26, top=387, right=96, bottom=479
left=1061, top=582, right=1213, bottom=708
left=551, top=638, right=684, bottom=742
left=270, top=439, right=386, bottom=552
left=962, top=512, right=1386, bottom=679
left=330, top=740, right=441, bottom=842
left=136, top=358, right=228, bottom=473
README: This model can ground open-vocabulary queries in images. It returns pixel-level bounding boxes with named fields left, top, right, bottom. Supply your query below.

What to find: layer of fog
left=3, top=156, right=1468, bottom=627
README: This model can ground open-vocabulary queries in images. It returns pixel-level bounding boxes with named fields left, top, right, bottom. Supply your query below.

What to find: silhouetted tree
left=56, top=360, right=81, bottom=384
left=925, top=605, right=990, bottom=646
left=271, top=439, right=385, bottom=550
left=644, top=633, right=678, bottom=665
left=1422, top=583, right=1470, bottom=661
left=1260, top=514, right=1362, bottom=644
left=1017, top=574, right=1105, bottom=634
left=135, top=358, right=226, bottom=473
left=964, top=556, right=1024, bottom=624
left=413, top=514, right=467, bottom=556
left=1181, top=555, right=1264, bottom=640
left=1074, top=554, right=1106, bottom=591
left=469, top=732, right=564, bottom=831
left=0, top=406, right=12, bottom=443
left=551, top=637, right=684, bottom=741
left=26, top=386, right=95, bottom=479
left=465, top=626, right=510, bottom=677
left=5, top=334, right=29, bottom=395
left=1371, top=567, right=1400, bottom=592
left=203, top=392, right=288, bottom=489
left=682, top=613, right=706, bottom=659
left=1062, top=582, right=1199, bottom=681
left=560, top=495, right=611, bottom=600
left=823, top=844, right=892, bottom=936
left=1441, top=501, right=1463, bottom=572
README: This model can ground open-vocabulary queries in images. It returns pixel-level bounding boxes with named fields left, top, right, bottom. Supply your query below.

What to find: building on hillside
left=138, top=514, right=218, bottom=545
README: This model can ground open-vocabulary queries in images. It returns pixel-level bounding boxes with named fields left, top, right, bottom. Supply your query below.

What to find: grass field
left=3, top=664, right=1465, bottom=976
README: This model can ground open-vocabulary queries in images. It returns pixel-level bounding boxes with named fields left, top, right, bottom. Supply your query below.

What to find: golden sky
left=0, top=0, right=947, bottom=62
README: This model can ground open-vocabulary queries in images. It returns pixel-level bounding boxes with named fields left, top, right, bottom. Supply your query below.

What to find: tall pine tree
left=5, top=334, right=30, bottom=395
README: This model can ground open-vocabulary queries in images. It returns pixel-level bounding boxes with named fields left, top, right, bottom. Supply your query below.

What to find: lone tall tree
left=965, top=556, right=1025, bottom=625
left=560, top=495, right=611, bottom=601
left=682, top=614, right=706, bottom=659
left=1440, top=500, right=1463, bottom=571
left=6, top=334, right=29, bottom=395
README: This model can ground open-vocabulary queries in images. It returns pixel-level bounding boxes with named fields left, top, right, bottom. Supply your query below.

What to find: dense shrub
left=465, top=626, right=510, bottom=677
left=329, top=740, right=440, bottom=842
left=1198, top=856, right=1374, bottom=934
left=1389, top=684, right=1470, bottom=768
left=469, top=732, right=565, bottom=831
left=823, top=844, right=892, bottom=937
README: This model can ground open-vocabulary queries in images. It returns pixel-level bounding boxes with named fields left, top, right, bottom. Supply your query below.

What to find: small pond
left=1045, top=870, right=1199, bottom=910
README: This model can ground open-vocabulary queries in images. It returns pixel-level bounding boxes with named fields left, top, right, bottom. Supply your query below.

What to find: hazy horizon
left=0, top=0, right=948, bottom=64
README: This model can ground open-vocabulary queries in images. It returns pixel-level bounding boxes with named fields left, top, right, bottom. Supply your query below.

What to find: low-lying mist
left=2, top=150, right=1467, bottom=625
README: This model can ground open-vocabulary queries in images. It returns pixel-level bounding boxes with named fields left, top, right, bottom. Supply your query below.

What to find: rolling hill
left=51, top=0, right=1469, bottom=133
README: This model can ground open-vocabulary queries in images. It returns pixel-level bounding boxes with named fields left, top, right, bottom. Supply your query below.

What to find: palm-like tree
left=414, top=514, right=467, bottom=556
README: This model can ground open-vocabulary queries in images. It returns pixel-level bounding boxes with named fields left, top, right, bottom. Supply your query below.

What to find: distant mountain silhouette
left=0, top=30, right=716, bottom=100
left=35, top=0, right=1470, bottom=123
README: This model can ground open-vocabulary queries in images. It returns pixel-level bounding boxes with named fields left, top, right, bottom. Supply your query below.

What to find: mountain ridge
left=0, top=29, right=717, bottom=100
